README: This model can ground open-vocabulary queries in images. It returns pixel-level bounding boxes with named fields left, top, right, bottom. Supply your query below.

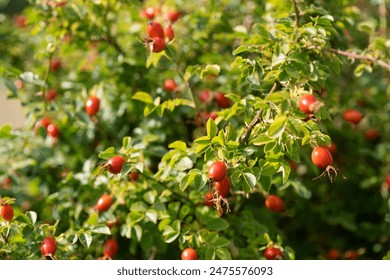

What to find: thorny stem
left=239, top=82, right=277, bottom=144
left=329, top=48, right=390, bottom=72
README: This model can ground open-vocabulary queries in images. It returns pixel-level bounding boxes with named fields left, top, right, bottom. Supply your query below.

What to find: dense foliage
left=0, top=0, right=389, bottom=260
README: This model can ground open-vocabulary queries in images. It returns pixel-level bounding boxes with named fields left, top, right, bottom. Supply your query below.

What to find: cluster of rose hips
left=203, top=161, right=231, bottom=209
left=195, top=90, right=231, bottom=125
left=142, top=7, right=180, bottom=53
left=34, top=117, right=60, bottom=140
left=298, top=92, right=381, bottom=182
left=326, top=248, right=361, bottom=260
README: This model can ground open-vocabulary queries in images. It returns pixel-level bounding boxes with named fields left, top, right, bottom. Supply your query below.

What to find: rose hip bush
left=0, top=0, right=389, bottom=260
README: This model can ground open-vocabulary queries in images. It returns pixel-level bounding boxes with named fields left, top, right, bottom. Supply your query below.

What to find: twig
left=240, top=82, right=277, bottom=144
left=292, top=0, right=300, bottom=27
left=329, top=48, right=390, bottom=72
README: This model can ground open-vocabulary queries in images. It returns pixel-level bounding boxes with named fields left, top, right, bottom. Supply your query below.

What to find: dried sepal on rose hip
left=311, top=146, right=337, bottom=182
left=298, top=94, right=323, bottom=115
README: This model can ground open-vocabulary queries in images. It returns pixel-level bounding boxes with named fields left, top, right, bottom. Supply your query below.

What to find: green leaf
left=0, top=125, right=13, bottom=139
left=180, top=173, right=196, bottom=192
left=216, top=248, right=232, bottom=260
left=129, top=212, right=144, bottom=226
left=279, top=161, right=291, bottom=183
left=243, top=172, right=257, bottom=190
left=194, top=136, right=211, bottom=144
left=146, top=51, right=165, bottom=68
left=122, top=136, right=132, bottom=150
left=210, top=237, right=230, bottom=248
left=206, top=118, right=218, bottom=138
left=252, top=134, right=273, bottom=146
left=205, top=247, right=216, bottom=260
left=79, top=232, right=93, bottom=248
left=133, top=225, right=143, bottom=241
left=175, top=157, right=193, bottom=171
left=143, top=191, right=158, bottom=204
left=130, top=202, right=148, bottom=212
left=22, top=224, right=34, bottom=237
left=205, top=218, right=229, bottom=231
left=264, top=91, right=289, bottom=103
left=201, top=64, right=221, bottom=78
left=168, top=141, right=187, bottom=152
left=98, top=147, right=115, bottom=160
left=145, top=209, right=158, bottom=224
left=132, top=92, right=153, bottom=104
left=264, top=141, right=277, bottom=153
left=268, top=115, right=287, bottom=138
left=25, top=211, right=37, bottom=224
left=15, top=214, right=31, bottom=224
left=179, top=204, right=191, bottom=220
left=259, top=176, right=272, bottom=193
left=92, top=225, right=111, bottom=235
left=20, top=72, right=45, bottom=87
left=163, top=226, right=180, bottom=243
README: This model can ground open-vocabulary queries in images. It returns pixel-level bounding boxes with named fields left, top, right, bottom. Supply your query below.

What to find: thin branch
left=240, top=82, right=277, bottom=144
left=292, top=0, right=300, bottom=27
left=329, top=48, right=390, bottom=72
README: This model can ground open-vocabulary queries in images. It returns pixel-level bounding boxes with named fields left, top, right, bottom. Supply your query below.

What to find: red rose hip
left=265, top=195, right=284, bottom=212
left=103, top=239, right=119, bottom=258
left=96, top=193, right=113, bottom=212
left=0, top=204, right=14, bottom=221
left=215, top=176, right=231, bottom=198
left=264, top=247, right=283, bottom=260
left=107, top=155, right=125, bottom=174
left=41, top=236, right=57, bottom=256
left=343, top=109, right=363, bottom=125
left=85, top=96, right=100, bottom=116
left=164, top=79, right=177, bottom=92
left=208, top=161, right=227, bottom=182
left=298, top=94, right=318, bottom=114
left=311, top=146, right=333, bottom=169
left=147, top=22, right=164, bottom=39
left=181, top=248, right=198, bottom=260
